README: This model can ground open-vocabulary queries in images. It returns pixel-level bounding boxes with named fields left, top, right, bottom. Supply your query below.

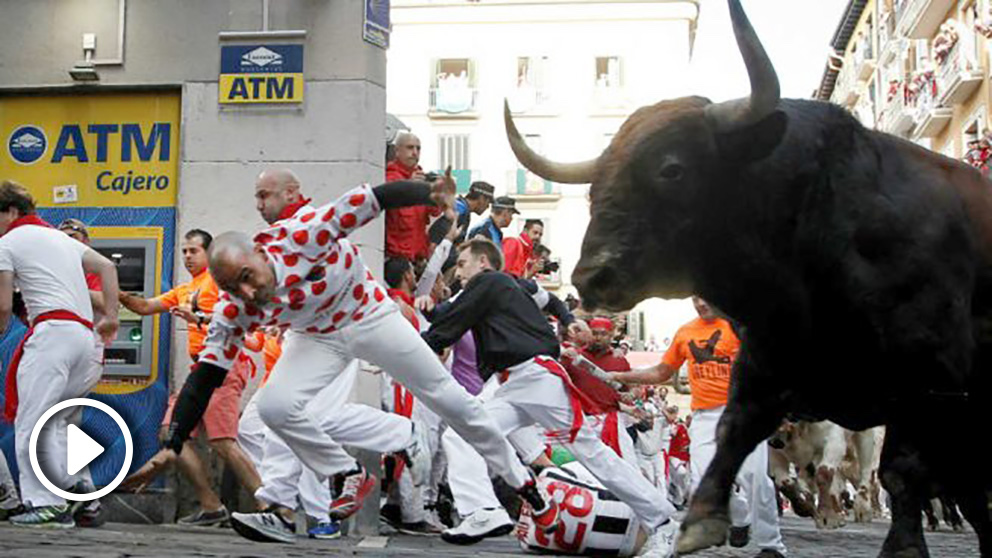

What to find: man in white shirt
left=0, top=180, right=119, bottom=528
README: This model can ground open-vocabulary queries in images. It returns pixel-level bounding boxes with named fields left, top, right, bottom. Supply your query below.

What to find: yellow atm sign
left=219, top=44, right=304, bottom=104
left=0, top=92, right=180, bottom=208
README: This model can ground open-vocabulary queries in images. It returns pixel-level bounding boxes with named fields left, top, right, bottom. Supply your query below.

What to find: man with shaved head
left=126, top=172, right=558, bottom=544
left=385, top=133, right=441, bottom=262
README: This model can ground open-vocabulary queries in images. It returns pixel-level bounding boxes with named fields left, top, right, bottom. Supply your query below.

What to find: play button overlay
left=29, top=398, right=133, bottom=502
left=67, top=424, right=105, bottom=476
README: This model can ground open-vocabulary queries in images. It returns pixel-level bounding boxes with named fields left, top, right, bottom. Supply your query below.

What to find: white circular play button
left=29, top=398, right=134, bottom=502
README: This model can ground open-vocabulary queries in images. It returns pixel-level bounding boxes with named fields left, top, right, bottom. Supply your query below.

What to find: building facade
left=0, top=0, right=386, bottom=525
left=818, top=0, right=992, bottom=166
left=387, top=0, right=698, bottom=291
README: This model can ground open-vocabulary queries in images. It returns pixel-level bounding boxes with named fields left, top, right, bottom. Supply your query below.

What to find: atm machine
left=90, top=237, right=158, bottom=377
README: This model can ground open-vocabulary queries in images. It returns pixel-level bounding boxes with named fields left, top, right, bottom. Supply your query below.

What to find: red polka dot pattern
left=316, top=230, right=331, bottom=246
left=223, top=305, right=239, bottom=320
left=300, top=211, right=316, bottom=223
left=292, top=230, right=309, bottom=245
left=340, top=213, right=357, bottom=229
left=312, top=281, right=327, bottom=295
left=352, top=284, right=364, bottom=301
left=224, top=345, right=238, bottom=360
left=285, top=274, right=302, bottom=287
left=349, top=193, right=365, bottom=206
left=322, top=207, right=336, bottom=222
left=283, top=254, right=299, bottom=266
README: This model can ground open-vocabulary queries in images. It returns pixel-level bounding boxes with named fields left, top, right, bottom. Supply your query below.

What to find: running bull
left=504, top=1, right=991, bottom=556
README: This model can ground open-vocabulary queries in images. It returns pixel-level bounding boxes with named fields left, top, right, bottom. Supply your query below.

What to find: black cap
left=469, top=181, right=495, bottom=198
left=492, top=196, right=519, bottom=214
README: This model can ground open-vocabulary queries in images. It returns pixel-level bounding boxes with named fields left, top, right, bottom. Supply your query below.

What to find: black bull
left=505, top=2, right=991, bottom=557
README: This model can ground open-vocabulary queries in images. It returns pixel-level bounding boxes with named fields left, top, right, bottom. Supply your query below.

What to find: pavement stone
left=0, top=515, right=979, bottom=557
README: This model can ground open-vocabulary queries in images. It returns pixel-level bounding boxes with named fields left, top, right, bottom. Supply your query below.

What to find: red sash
left=3, top=310, right=94, bottom=422
left=600, top=410, right=622, bottom=457
left=532, top=356, right=597, bottom=445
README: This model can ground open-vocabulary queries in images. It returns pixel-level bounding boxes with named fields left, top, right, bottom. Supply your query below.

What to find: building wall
left=388, top=1, right=697, bottom=311
left=0, top=1, right=388, bottom=506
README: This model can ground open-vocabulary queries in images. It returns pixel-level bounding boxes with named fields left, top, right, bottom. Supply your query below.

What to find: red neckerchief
left=3, top=214, right=52, bottom=235
left=277, top=197, right=313, bottom=221
left=387, top=288, right=415, bottom=308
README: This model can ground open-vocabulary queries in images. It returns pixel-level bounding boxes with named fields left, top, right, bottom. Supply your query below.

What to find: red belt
left=601, top=410, right=622, bottom=457
left=532, top=356, right=596, bottom=445
left=3, top=310, right=94, bottom=423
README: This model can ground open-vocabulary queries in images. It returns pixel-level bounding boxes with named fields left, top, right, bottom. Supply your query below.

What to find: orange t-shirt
left=661, top=317, right=740, bottom=411
left=155, top=269, right=219, bottom=358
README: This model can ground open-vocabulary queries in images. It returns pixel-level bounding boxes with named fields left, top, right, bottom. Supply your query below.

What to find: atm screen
left=90, top=238, right=158, bottom=377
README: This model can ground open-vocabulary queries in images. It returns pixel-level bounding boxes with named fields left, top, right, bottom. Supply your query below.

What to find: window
left=509, top=56, right=551, bottom=112
left=431, top=58, right=477, bottom=114
left=595, top=56, right=622, bottom=88
left=438, top=134, right=470, bottom=170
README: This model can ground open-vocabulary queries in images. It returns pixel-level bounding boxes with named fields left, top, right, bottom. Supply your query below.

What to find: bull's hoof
left=815, top=512, right=846, bottom=530
left=878, top=549, right=929, bottom=558
left=853, top=497, right=873, bottom=524
left=676, top=516, right=729, bottom=555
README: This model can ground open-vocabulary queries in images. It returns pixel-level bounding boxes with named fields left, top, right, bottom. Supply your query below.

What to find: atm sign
left=219, top=44, right=304, bottom=104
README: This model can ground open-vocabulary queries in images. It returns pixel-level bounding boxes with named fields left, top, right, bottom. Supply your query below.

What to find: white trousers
left=14, top=322, right=101, bottom=507
left=254, top=356, right=409, bottom=509
left=239, top=393, right=330, bottom=522
left=253, top=306, right=530, bottom=502
left=689, top=407, right=786, bottom=554
left=448, top=359, right=675, bottom=531
left=586, top=413, right=638, bottom=469
left=638, top=452, right=666, bottom=489
left=442, top=377, right=555, bottom=517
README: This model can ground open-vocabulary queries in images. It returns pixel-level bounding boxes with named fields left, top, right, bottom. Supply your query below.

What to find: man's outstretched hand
left=430, top=166, right=457, bottom=210
left=120, top=448, right=178, bottom=493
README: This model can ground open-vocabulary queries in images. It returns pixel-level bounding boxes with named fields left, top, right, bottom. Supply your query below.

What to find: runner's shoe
left=329, top=465, right=377, bottom=521
left=231, top=507, right=296, bottom=543
left=9, top=504, right=74, bottom=529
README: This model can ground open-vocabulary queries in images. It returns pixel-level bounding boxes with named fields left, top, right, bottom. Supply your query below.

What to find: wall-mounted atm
left=91, top=238, right=158, bottom=377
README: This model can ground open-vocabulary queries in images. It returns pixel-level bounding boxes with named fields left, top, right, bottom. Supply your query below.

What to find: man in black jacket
left=422, top=238, right=679, bottom=556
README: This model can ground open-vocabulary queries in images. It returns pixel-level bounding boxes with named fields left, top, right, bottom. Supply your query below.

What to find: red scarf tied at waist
left=532, top=356, right=598, bottom=445
left=3, top=310, right=93, bottom=422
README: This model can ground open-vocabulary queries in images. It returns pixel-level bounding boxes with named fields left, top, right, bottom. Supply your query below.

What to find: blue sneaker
left=308, top=520, right=341, bottom=539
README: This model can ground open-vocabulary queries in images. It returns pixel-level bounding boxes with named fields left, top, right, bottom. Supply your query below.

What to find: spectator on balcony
left=468, top=196, right=517, bottom=245
left=503, top=219, right=543, bottom=278
left=385, top=132, right=440, bottom=262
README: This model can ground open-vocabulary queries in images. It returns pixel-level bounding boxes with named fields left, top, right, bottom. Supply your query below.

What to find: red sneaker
left=329, top=466, right=377, bottom=521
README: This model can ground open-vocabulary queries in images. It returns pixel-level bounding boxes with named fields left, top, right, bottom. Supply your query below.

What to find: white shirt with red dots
left=199, top=184, right=392, bottom=369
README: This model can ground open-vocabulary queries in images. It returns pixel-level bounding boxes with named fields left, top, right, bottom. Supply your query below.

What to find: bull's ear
left=716, top=110, right=787, bottom=163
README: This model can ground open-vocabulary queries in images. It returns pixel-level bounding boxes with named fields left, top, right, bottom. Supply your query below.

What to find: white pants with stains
left=14, top=322, right=101, bottom=507
left=446, top=359, right=675, bottom=531
left=689, top=406, right=787, bottom=555
left=253, top=305, right=531, bottom=505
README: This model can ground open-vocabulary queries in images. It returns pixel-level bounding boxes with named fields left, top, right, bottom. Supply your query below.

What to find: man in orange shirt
left=119, top=229, right=261, bottom=527
left=502, top=219, right=543, bottom=278
left=610, top=297, right=786, bottom=558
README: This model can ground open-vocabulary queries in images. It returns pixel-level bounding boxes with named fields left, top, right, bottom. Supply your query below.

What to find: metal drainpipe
left=262, top=0, right=269, bottom=31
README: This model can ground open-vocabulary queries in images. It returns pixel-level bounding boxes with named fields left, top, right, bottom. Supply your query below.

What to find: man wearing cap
left=428, top=181, right=494, bottom=271
left=385, top=132, right=441, bottom=261
left=468, top=196, right=517, bottom=244
left=503, top=219, right=543, bottom=278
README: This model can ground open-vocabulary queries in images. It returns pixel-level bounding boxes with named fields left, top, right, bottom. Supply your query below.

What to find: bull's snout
left=768, top=436, right=786, bottom=450
left=572, top=256, right=622, bottom=311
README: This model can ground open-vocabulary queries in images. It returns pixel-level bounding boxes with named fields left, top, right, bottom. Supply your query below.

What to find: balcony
left=937, top=40, right=983, bottom=106
left=854, top=96, right=876, bottom=128
left=428, top=87, right=479, bottom=117
left=880, top=82, right=915, bottom=136
left=854, top=35, right=876, bottom=82
left=831, top=66, right=860, bottom=108
left=878, top=9, right=895, bottom=54
left=910, top=75, right=952, bottom=138
left=514, top=168, right=561, bottom=198
left=896, top=0, right=954, bottom=39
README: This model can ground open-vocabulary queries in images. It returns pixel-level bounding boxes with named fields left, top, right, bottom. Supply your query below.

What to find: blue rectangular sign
left=220, top=44, right=304, bottom=74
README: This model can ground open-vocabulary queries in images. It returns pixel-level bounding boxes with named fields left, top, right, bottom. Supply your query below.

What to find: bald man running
left=125, top=171, right=559, bottom=543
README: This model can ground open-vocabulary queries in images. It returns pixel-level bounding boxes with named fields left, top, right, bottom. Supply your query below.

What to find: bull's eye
left=658, top=163, right=684, bottom=182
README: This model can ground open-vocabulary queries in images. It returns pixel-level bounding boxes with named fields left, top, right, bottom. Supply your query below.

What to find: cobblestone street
left=0, top=515, right=979, bottom=558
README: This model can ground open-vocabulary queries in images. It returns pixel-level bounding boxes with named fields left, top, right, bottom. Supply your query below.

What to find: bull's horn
left=706, top=0, right=780, bottom=132
left=504, top=100, right=598, bottom=184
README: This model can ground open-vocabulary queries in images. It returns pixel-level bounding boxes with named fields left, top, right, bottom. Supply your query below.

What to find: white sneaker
left=441, top=507, right=514, bottom=545
left=231, top=509, right=297, bottom=543
left=403, top=422, right=432, bottom=486
left=638, top=519, right=679, bottom=557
